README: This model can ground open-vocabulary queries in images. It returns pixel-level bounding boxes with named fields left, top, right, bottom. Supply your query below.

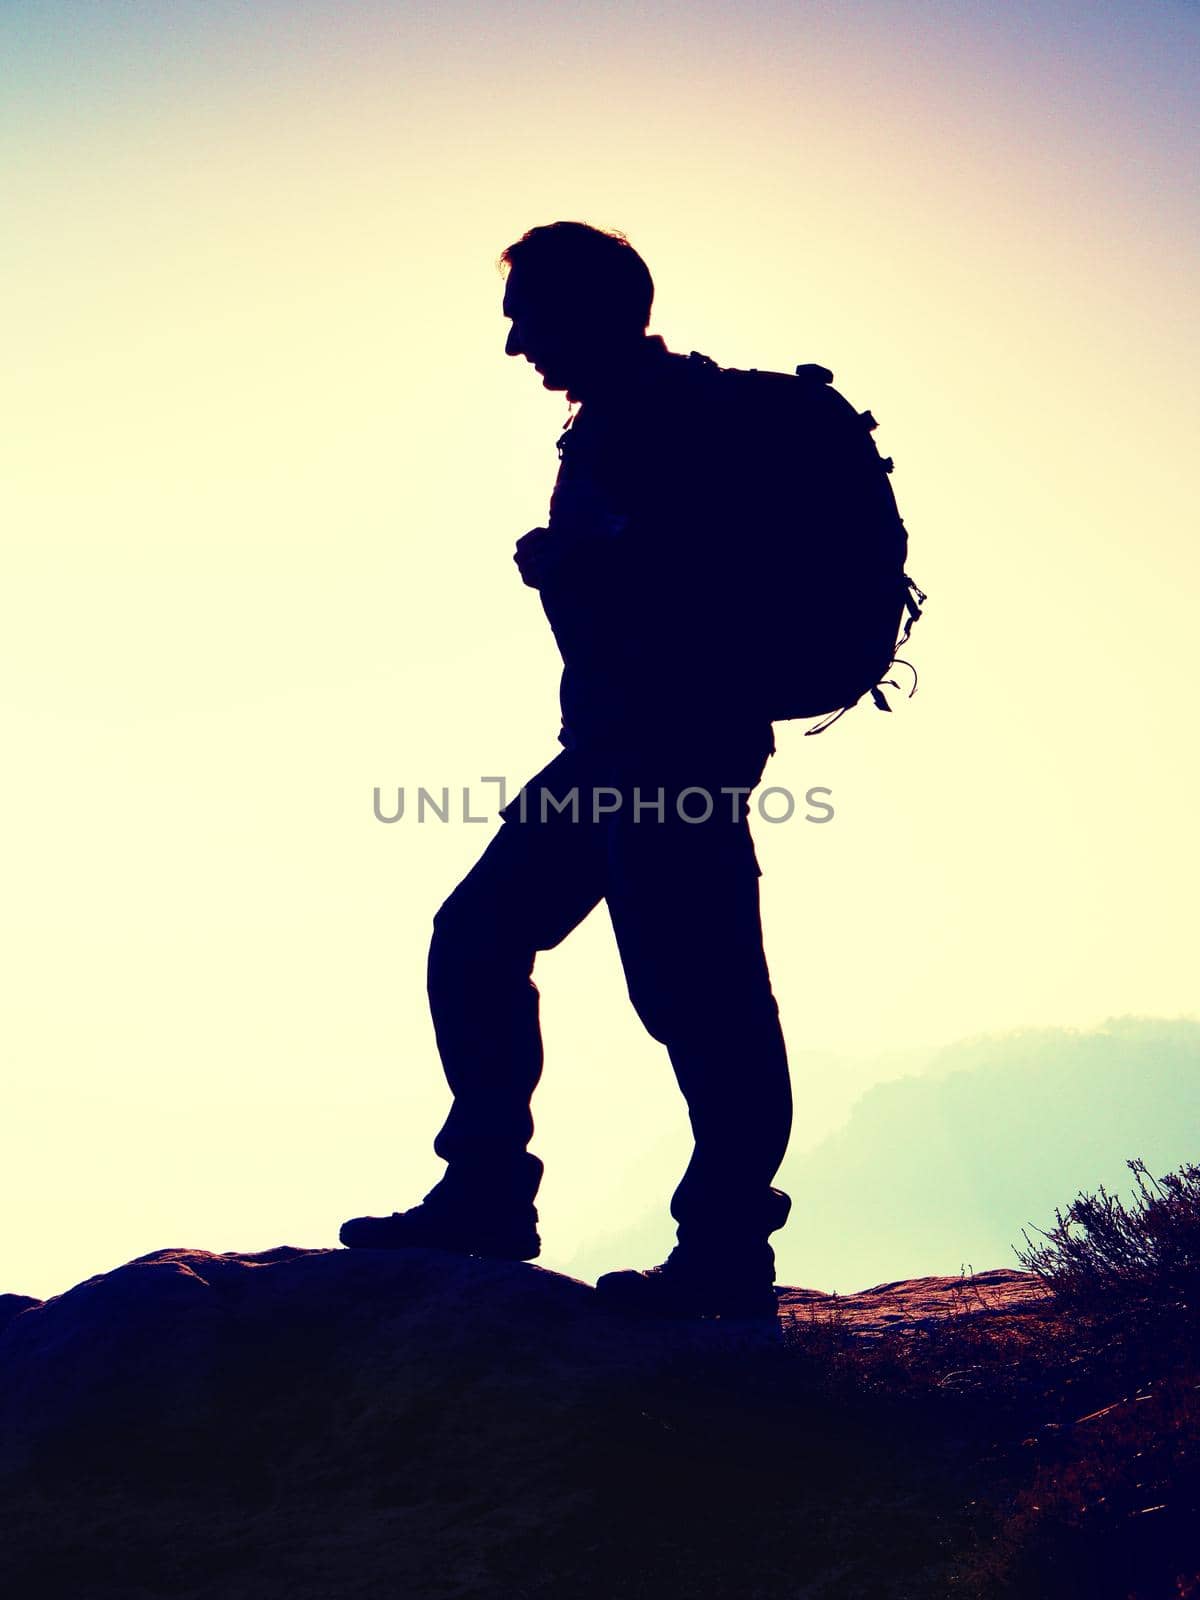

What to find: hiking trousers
left=426, top=738, right=793, bottom=1258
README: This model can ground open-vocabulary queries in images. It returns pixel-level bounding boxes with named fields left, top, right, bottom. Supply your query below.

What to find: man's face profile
left=503, top=269, right=622, bottom=400
left=502, top=272, right=576, bottom=393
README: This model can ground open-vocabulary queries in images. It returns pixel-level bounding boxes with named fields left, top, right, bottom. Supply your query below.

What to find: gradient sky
left=4, top=0, right=1198, bottom=1299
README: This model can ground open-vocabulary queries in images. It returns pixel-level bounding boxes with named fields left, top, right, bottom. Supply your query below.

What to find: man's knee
left=625, top=967, right=780, bottom=1047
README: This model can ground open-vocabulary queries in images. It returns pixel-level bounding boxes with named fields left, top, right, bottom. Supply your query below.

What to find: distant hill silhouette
left=566, top=1018, right=1200, bottom=1293
left=773, top=1017, right=1200, bottom=1290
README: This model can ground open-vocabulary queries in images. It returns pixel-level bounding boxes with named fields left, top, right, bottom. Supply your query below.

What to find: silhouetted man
left=341, top=222, right=793, bottom=1318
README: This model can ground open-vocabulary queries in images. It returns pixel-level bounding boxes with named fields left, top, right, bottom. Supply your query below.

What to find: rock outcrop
left=0, top=1248, right=1050, bottom=1599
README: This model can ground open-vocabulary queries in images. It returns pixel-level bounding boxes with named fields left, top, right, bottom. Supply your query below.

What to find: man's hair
left=499, top=221, right=654, bottom=331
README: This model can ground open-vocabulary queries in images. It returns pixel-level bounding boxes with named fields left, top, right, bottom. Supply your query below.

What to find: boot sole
left=339, top=1221, right=541, bottom=1260
left=594, top=1272, right=778, bottom=1320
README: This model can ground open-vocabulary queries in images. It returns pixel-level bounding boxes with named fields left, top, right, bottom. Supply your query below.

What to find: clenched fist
left=513, top=517, right=630, bottom=590
left=512, top=525, right=559, bottom=589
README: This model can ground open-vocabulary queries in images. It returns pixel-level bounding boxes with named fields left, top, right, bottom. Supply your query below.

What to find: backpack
left=683, top=352, right=925, bottom=734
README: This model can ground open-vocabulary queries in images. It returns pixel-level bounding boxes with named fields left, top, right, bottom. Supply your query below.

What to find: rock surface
left=0, top=1248, right=1051, bottom=1598
left=778, top=1265, right=1048, bottom=1336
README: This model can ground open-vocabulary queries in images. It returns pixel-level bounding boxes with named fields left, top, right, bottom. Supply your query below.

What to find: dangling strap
left=887, top=658, right=919, bottom=698
left=896, top=575, right=926, bottom=650
left=805, top=576, right=927, bottom=735
left=804, top=704, right=852, bottom=737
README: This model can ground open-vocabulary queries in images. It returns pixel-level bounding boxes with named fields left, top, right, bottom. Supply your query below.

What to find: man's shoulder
left=650, top=348, right=734, bottom=427
left=651, top=350, right=771, bottom=455
left=664, top=353, right=853, bottom=458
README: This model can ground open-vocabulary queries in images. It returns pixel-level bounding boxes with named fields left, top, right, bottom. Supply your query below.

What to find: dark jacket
left=536, top=337, right=775, bottom=761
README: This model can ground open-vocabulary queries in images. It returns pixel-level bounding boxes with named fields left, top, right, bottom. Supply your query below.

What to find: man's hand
left=514, top=524, right=597, bottom=590
left=514, top=517, right=630, bottom=590
left=513, top=525, right=560, bottom=589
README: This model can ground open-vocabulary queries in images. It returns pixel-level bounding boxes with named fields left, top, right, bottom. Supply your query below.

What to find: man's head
left=500, top=221, right=655, bottom=401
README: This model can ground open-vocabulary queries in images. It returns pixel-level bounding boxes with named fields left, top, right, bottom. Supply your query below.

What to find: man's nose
left=505, top=323, right=522, bottom=358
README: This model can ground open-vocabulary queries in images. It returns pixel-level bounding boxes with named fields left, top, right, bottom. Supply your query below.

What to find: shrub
left=1015, top=1157, right=1200, bottom=1308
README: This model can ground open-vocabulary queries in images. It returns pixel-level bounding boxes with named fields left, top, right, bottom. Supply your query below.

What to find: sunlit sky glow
left=4, top=0, right=1197, bottom=1297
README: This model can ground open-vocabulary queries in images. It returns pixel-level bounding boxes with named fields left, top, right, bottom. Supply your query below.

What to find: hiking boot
left=340, top=1152, right=543, bottom=1259
left=339, top=1196, right=541, bottom=1260
left=594, top=1246, right=779, bottom=1320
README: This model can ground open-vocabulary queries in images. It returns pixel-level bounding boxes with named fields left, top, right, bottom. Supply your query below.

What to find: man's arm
left=513, top=511, right=633, bottom=590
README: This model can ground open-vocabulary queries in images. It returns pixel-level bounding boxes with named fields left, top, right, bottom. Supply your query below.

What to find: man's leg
left=424, top=750, right=608, bottom=1210
left=341, top=749, right=607, bottom=1252
left=601, top=748, right=793, bottom=1294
